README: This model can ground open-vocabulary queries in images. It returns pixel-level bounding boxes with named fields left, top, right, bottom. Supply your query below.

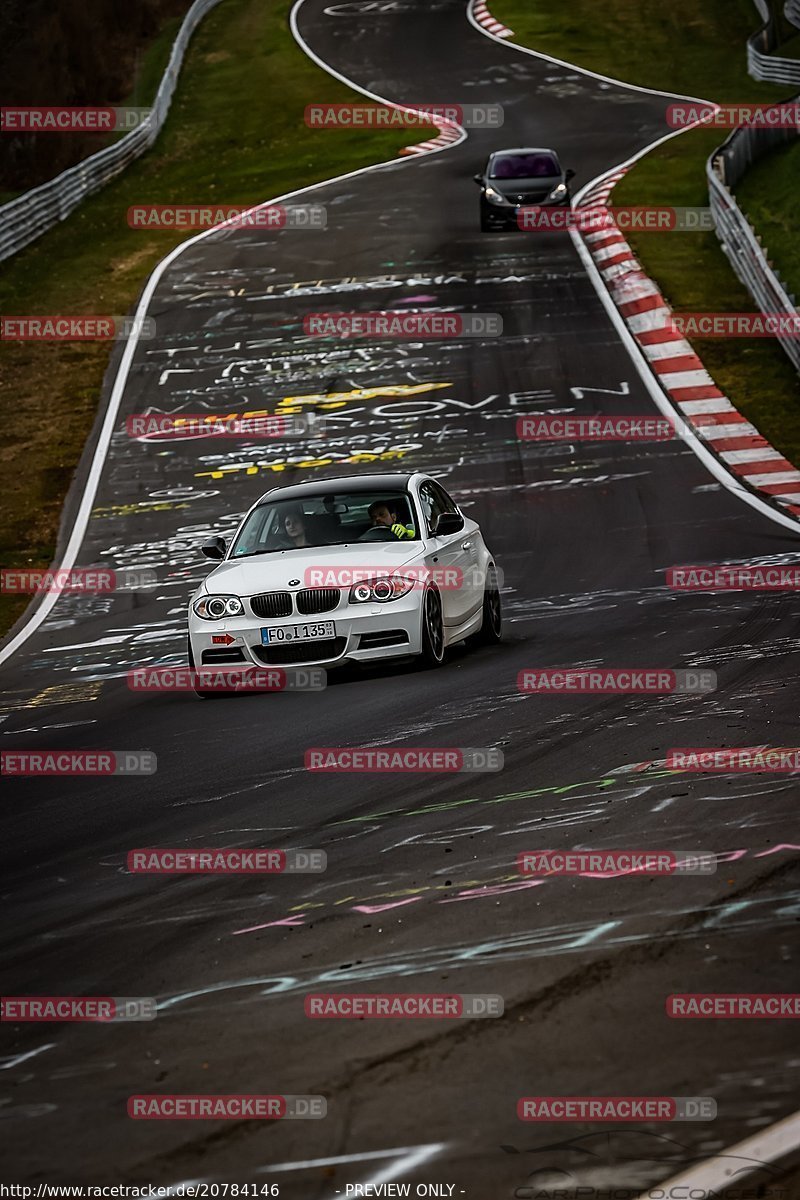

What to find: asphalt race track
left=2, top=0, right=799, bottom=1193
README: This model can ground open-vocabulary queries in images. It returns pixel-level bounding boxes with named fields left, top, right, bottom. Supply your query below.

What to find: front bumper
left=188, top=590, right=424, bottom=669
left=482, top=195, right=570, bottom=225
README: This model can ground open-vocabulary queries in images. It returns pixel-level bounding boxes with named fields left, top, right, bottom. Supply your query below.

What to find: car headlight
left=193, top=594, right=244, bottom=620
left=547, top=182, right=568, bottom=202
left=484, top=185, right=507, bottom=205
left=349, top=576, right=415, bottom=604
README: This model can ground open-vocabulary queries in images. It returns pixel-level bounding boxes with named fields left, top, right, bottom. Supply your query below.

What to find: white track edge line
left=646, top=1107, right=800, bottom=1193
left=465, top=0, right=715, bottom=103
left=342, top=1142, right=446, bottom=1196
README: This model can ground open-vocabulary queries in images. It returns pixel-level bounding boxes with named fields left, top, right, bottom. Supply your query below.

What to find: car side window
left=418, top=482, right=445, bottom=535
left=430, top=482, right=459, bottom=516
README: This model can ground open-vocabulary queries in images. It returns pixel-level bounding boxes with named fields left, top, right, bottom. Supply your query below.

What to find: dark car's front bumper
left=480, top=194, right=571, bottom=229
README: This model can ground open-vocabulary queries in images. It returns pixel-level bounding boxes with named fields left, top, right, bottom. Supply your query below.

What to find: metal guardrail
left=786, top=0, right=800, bottom=29
left=748, top=0, right=800, bottom=82
left=0, top=0, right=225, bottom=264
left=707, top=100, right=800, bottom=372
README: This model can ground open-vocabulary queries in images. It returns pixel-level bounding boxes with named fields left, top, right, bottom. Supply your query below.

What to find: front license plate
left=262, top=621, right=335, bottom=645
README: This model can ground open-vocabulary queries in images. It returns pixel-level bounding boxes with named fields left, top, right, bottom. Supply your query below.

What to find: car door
left=432, top=481, right=484, bottom=617
left=417, top=481, right=476, bottom=627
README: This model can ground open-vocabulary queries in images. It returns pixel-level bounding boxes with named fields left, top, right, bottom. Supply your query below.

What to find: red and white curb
left=399, top=118, right=462, bottom=156
left=472, top=0, right=514, bottom=39
left=577, top=171, right=800, bottom=526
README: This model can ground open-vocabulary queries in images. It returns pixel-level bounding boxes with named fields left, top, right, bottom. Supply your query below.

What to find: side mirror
left=433, top=512, right=464, bottom=537
left=201, top=536, right=227, bottom=560
left=565, top=168, right=576, bottom=181
left=473, top=173, right=483, bottom=184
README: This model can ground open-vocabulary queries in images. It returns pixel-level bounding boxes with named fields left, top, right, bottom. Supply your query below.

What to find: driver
left=368, top=500, right=415, bottom=540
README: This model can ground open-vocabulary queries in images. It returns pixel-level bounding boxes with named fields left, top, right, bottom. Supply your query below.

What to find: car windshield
left=230, top=490, right=420, bottom=556
left=489, top=153, right=559, bottom=179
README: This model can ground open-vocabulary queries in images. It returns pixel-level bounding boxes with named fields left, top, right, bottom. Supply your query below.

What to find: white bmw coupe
left=187, top=472, right=502, bottom=678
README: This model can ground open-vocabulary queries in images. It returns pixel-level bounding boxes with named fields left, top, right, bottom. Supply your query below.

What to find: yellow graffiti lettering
left=182, top=383, right=451, bottom=425
left=276, top=381, right=451, bottom=412
left=92, top=502, right=190, bottom=516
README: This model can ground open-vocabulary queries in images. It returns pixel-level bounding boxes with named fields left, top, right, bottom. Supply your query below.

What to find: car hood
left=202, top=542, right=422, bottom=596
left=490, top=173, right=562, bottom=199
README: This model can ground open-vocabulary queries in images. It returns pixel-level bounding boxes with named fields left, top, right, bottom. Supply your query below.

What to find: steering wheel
left=358, top=526, right=396, bottom=542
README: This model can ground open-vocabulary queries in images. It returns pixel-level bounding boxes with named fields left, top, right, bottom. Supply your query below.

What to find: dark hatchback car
left=474, top=147, right=575, bottom=230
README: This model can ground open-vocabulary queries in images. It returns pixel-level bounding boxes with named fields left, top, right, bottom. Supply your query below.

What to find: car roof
left=256, top=472, right=420, bottom=504
left=489, top=147, right=560, bottom=158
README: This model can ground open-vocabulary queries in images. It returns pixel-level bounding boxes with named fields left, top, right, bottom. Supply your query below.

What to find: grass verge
left=491, top=0, right=787, bottom=101
left=0, top=0, right=420, bottom=636
left=492, top=0, right=800, bottom=467
left=735, top=138, right=800, bottom=302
